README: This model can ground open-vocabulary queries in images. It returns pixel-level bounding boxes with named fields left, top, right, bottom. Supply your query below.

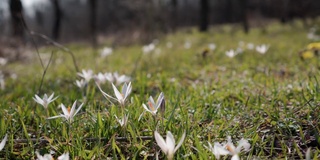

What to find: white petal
left=166, top=131, right=175, bottom=154
left=174, top=131, right=186, bottom=152
left=57, top=152, right=69, bottom=160
left=231, top=154, right=240, bottom=160
left=148, top=96, right=156, bottom=108
left=213, top=142, right=230, bottom=158
left=124, top=82, right=132, bottom=98
left=34, top=95, right=44, bottom=105
left=69, top=101, right=77, bottom=116
left=236, top=138, right=250, bottom=153
left=154, top=131, right=168, bottom=154
left=142, top=104, right=152, bottom=113
left=156, top=92, right=164, bottom=105
left=47, top=115, right=64, bottom=120
left=0, top=134, right=7, bottom=151
left=61, top=104, right=70, bottom=118
left=73, top=102, right=83, bottom=118
left=96, top=84, right=117, bottom=101
left=226, top=136, right=236, bottom=154
left=112, top=83, right=123, bottom=102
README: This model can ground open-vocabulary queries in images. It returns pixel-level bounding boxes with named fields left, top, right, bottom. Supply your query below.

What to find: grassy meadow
left=1, top=21, right=320, bottom=159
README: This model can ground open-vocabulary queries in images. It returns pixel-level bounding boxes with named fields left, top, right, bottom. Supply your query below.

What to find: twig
left=13, top=136, right=154, bottom=144
left=38, top=51, right=54, bottom=93
left=30, top=32, right=79, bottom=72
left=19, top=12, right=44, bottom=69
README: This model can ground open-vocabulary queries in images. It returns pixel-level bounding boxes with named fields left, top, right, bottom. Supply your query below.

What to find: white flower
left=208, top=136, right=250, bottom=160
left=57, top=152, right=69, bottom=160
left=256, top=44, right=269, bottom=54
left=100, top=47, right=113, bottom=57
left=142, top=92, right=164, bottom=115
left=98, top=82, right=132, bottom=106
left=0, top=72, right=5, bottom=90
left=0, top=57, right=8, bottom=66
left=206, top=142, right=229, bottom=160
left=115, top=114, right=129, bottom=127
left=36, top=151, right=53, bottom=160
left=154, top=131, right=186, bottom=160
left=225, top=50, right=237, bottom=58
left=184, top=41, right=191, bottom=49
left=77, top=69, right=93, bottom=82
left=208, top=43, right=216, bottom=51
left=0, top=134, right=7, bottom=151
left=246, top=43, right=255, bottom=50
left=236, top=47, right=244, bottom=54
left=105, top=72, right=131, bottom=85
left=75, top=79, right=87, bottom=89
left=36, top=151, right=69, bottom=160
left=94, top=72, right=107, bottom=85
left=142, top=43, right=156, bottom=54
left=48, top=100, right=83, bottom=123
left=33, top=93, right=58, bottom=109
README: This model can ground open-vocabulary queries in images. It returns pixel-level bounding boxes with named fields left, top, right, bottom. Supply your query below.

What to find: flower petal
left=154, top=131, right=168, bottom=154
left=61, top=104, right=69, bottom=118
left=47, top=115, right=65, bottom=120
left=0, top=134, right=7, bottom=151
left=174, top=131, right=186, bottom=153
left=112, top=83, right=123, bottom=102
left=73, top=102, right=83, bottom=119
left=166, top=131, right=175, bottom=154
left=57, top=152, right=69, bottom=160
left=142, top=104, right=152, bottom=113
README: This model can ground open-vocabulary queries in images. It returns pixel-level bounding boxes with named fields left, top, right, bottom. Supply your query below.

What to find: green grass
left=1, top=20, right=320, bottom=159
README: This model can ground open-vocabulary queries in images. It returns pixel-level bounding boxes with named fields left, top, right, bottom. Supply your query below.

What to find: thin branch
left=13, top=136, right=154, bottom=144
left=38, top=51, right=54, bottom=94
left=30, top=32, right=80, bottom=72
left=19, top=12, right=44, bottom=69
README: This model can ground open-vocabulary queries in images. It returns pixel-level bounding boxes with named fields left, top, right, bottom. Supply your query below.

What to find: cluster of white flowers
left=29, top=69, right=254, bottom=160
left=207, top=136, right=250, bottom=160
left=226, top=41, right=270, bottom=58
left=100, top=47, right=113, bottom=58
left=75, top=69, right=131, bottom=88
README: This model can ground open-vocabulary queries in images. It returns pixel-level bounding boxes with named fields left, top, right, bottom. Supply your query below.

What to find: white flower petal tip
left=142, top=92, right=165, bottom=115
left=77, top=69, right=93, bottom=82
left=99, top=82, right=132, bottom=106
left=57, top=152, right=70, bottom=160
left=47, top=100, right=83, bottom=123
left=33, top=93, right=58, bottom=109
left=115, top=114, right=129, bottom=127
left=207, top=137, right=250, bottom=160
left=0, top=134, right=7, bottom=151
left=154, top=130, right=186, bottom=160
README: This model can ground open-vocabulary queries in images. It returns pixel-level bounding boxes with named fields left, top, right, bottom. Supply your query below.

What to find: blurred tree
left=171, top=0, right=178, bottom=31
left=9, top=0, right=24, bottom=38
left=199, top=0, right=209, bottom=32
left=240, top=0, right=249, bottom=33
left=89, top=0, right=97, bottom=47
left=51, top=0, right=61, bottom=40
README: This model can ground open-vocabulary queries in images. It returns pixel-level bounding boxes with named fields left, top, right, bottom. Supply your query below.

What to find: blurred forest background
left=0, top=0, right=320, bottom=48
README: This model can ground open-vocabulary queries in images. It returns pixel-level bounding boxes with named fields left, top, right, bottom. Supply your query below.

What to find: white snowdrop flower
left=100, top=47, right=113, bottom=57
left=208, top=43, right=216, bottom=51
left=225, top=50, right=237, bottom=58
left=256, top=44, right=269, bottom=54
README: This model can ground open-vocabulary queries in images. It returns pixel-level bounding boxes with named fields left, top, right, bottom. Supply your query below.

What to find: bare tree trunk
left=240, top=0, right=249, bottom=33
left=199, top=0, right=209, bottom=32
left=89, top=0, right=97, bottom=48
left=9, top=0, right=24, bottom=38
left=51, top=0, right=61, bottom=40
left=171, top=0, right=178, bottom=31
